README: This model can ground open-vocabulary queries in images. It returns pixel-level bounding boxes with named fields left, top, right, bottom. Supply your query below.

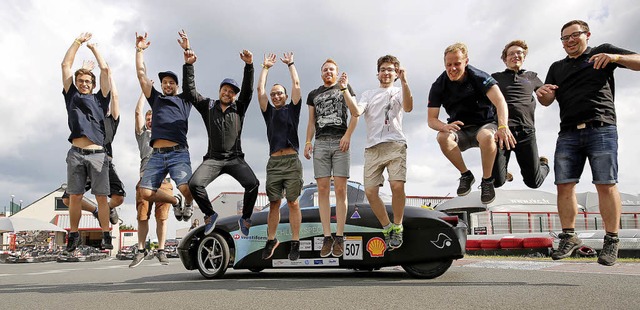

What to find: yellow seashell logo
left=366, top=237, right=386, bottom=257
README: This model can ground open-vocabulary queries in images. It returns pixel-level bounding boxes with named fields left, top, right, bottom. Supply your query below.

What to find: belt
left=562, top=121, right=608, bottom=132
left=72, top=146, right=105, bottom=155
left=153, top=145, right=186, bottom=153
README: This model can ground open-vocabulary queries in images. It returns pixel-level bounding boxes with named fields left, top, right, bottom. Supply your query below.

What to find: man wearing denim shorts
left=537, top=20, right=640, bottom=266
left=345, top=55, right=413, bottom=251
left=61, top=32, right=114, bottom=251
left=129, top=94, right=175, bottom=268
left=178, top=32, right=259, bottom=238
left=135, top=32, right=194, bottom=219
left=304, top=59, right=358, bottom=258
left=256, top=52, right=304, bottom=261
left=428, top=42, right=515, bottom=205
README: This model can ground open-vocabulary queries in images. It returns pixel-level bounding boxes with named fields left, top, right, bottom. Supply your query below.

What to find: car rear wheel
left=402, top=259, right=453, bottom=279
left=196, top=233, right=230, bottom=279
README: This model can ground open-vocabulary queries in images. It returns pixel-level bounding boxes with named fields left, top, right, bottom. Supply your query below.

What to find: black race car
left=178, top=181, right=466, bottom=279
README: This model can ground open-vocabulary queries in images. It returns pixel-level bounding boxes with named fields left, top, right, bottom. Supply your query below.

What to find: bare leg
left=366, top=186, right=391, bottom=227
left=267, top=200, right=281, bottom=240
left=137, top=220, right=149, bottom=249
left=156, top=218, right=167, bottom=250
left=95, top=195, right=109, bottom=232
left=557, top=183, right=578, bottom=229
left=316, top=177, right=332, bottom=237
left=595, top=184, right=621, bottom=233
left=68, top=194, right=83, bottom=232
left=389, top=180, right=406, bottom=225
left=436, top=132, right=468, bottom=173
left=477, top=128, right=497, bottom=179
left=177, top=183, right=193, bottom=205
left=141, top=188, right=178, bottom=205
left=288, top=200, right=301, bottom=240
left=334, top=176, right=348, bottom=236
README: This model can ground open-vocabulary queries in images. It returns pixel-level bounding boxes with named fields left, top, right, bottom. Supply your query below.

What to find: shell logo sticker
left=366, top=237, right=386, bottom=257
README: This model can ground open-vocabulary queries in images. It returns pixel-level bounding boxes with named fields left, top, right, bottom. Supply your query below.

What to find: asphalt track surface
left=1, top=257, right=638, bottom=309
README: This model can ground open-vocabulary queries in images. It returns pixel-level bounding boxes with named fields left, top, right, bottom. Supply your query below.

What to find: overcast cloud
left=1, top=0, right=639, bottom=238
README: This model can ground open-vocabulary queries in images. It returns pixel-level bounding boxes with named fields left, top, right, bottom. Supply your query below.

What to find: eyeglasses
left=507, top=50, right=525, bottom=57
left=379, top=67, right=396, bottom=73
left=560, top=31, right=587, bottom=42
left=270, top=91, right=285, bottom=97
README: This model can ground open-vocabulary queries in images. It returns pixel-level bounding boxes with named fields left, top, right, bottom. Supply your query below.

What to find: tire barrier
left=499, top=237, right=524, bottom=249
left=480, top=239, right=501, bottom=250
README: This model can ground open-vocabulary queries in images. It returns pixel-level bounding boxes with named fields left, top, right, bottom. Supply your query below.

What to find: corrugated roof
left=54, top=214, right=110, bottom=231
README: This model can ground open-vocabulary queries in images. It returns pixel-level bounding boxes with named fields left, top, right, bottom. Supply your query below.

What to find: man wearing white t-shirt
left=344, top=55, right=413, bottom=251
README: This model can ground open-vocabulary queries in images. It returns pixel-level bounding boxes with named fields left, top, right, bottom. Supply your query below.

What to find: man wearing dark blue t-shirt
left=537, top=20, right=640, bottom=266
left=135, top=32, right=194, bottom=222
left=61, top=32, right=113, bottom=252
left=178, top=32, right=259, bottom=238
left=428, top=42, right=515, bottom=205
left=256, top=52, right=303, bottom=261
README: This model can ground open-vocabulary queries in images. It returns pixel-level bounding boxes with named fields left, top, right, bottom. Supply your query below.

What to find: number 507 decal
left=343, top=236, right=363, bottom=260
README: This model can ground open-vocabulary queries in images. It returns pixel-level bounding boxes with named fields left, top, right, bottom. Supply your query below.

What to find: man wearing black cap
left=134, top=32, right=194, bottom=226
left=179, top=31, right=259, bottom=237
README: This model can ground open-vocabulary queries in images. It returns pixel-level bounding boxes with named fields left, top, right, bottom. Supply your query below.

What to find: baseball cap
left=220, top=78, right=240, bottom=93
left=158, top=71, right=179, bottom=84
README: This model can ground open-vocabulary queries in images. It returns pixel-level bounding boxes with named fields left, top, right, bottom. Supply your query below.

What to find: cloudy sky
left=2, top=0, right=639, bottom=238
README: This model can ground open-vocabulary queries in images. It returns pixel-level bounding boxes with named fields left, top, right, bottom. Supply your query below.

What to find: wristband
left=184, top=47, right=191, bottom=51
left=498, top=125, right=507, bottom=130
left=287, top=62, right=295, bottom=67
left=612, top=55, right=620, bottom=63
left=74, top=39, right=82, bottom=46
left=305, top=141, right=312, bottom=145
left=136, top=47, right=144, bottom=53
left=340, top=87, right=348, bottom=92
left=261, top=63, right=269, bottom=69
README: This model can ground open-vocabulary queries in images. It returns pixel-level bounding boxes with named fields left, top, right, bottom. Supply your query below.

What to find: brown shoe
left=320, top=236, right=333, bottom=257
left=332, top=236, right=344, bottom=257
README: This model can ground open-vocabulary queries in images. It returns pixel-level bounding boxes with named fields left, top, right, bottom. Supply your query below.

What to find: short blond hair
left=444, top=42, right=468, bottom=59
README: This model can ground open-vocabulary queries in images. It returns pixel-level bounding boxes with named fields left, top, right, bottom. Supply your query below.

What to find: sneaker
left=109, top=208, right=119, bottom=225
left=506, top=172, right=514, bottom=182
left=332, top=236, right=344, bottom=257
left=597, top=235, right=619, bottom=266
left=173, top=194, right=184, bottom=221
left=320, top=236, right=333, bottom=257
left=101, top=233, right=113, bottom=250
left=204, top=213, right=219, bottom=235
left=289, top=240, right=300, bottom=261
left=238, top=218, right=252, bottom=237
left=261, top=238, right=280, bottom=260
left=66, top=232, right=80, bottom=252
left=382, top=225, right=393, bottom=249
left=551, top=232, right=583, bottom=260
left=540, top=156, right=549, bottom=166
left=479, top=179, right=495, bottom=204
left=457, top=172, right=475, bottom=196
left=157, top=250, right=169, bottom=265
left=389, top=224, right=404, bottom=249
left=129, top=250, right=146, bottom=268
left=182, top=204, right=194, bottom=221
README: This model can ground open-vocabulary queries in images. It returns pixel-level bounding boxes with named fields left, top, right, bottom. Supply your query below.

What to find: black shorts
left=62, top=160, right=126, bottom=198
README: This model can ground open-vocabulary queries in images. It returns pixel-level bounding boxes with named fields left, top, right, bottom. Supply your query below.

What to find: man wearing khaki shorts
left=345, top=55, right=413, bottom=251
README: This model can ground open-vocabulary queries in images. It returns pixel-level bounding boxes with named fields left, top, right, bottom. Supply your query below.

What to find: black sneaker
left=129, top=250, right=146, bottom=268
left=479, top=179, right=495, bottom=204
left=66, top=232, right=80, bottom=252
left=289, top=240, right=300, bottom=261
left=320, top=236, right=333, bottom=257
left=551, top=232, right=583, bottom=260
left=457, top=172, right=475, bottom=196
left=261, top=238, right=280, bottom=260
left=597, top=235, right=619, bottom=266
left=109, top=208, right=119, bottom=225
left=173, top=194, right=184, bottom=221
left=101, top=233, right=113, bottom=250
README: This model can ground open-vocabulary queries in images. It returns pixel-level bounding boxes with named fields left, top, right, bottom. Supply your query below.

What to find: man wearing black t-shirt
left=135, top=32, right=194, bottom=223
left=178, top=32, right=259, bottom=238
left=491, top=40, right=549, bottom=189
left=61, top=32, right=113, bottom=251
left=537, top=20, right=640, bottom=266
left=428, top=42, right=515, bottom=205
left=256, top=52, right=303, bottom=261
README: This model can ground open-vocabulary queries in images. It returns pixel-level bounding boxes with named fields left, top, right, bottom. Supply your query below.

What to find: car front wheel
left=402, top=259, right=453, bottom=279
left=196, top=233, right=230, bottom=279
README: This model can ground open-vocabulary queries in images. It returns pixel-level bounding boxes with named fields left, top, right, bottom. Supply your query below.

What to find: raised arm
left=257, top=53, right=276, bottom=112
left=134, top=91, right=147, bottom=135
left=62, top=32, right=92, bottom=92
left=338, top=72, right=362, bottom=116
left=237, top=49, right=255, bottom=106
left=108, top=73, right=119, bottom=120
left=589, top=52, right=640, bottom=71
left=486, top=85, right=516, bottom=150
left=281, top=52, right=301, bottom=104
left=398, top=67, right=413, bottom=113
left=135, top=32, right=152, bottom=98
left=87, top=42, right=111, bottom=97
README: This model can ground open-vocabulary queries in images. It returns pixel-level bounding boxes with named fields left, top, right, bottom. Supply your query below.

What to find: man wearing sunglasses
left=537, top=20, right=640, bottom=266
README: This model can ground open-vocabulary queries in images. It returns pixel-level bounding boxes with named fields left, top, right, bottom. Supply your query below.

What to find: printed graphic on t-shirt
left=314, top=89, right=344, bottom=128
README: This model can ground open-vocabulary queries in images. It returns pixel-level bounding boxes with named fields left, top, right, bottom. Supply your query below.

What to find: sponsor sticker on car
left=367, top=237, right=386, bottom=258
left=343, top=236, right=363, bottom=260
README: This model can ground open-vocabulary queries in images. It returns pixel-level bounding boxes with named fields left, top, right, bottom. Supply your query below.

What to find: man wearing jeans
left=304, top=59, right=358, bottom=258
left=179, top=31, right=259, bottom=237
left=537, top=20, right=640, bottom=266
left=344, top=55, right=413, bottom=251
